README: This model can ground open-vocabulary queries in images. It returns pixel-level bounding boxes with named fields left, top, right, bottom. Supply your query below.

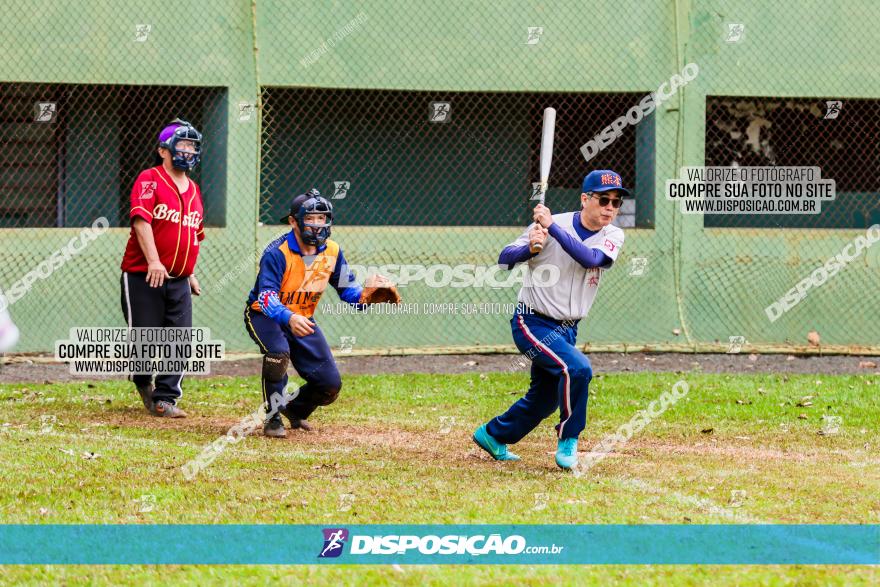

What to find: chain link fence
left=259, top=87, right=665, bottom=351
left=705, top=97, right=879, bottom=229
left=0, top=0, right=257, bottom=353
left=1, top=0, right=879, bottom=354
left=0, top=83, right=225, bottom=229
left=260, top=89, right=647, bottom=227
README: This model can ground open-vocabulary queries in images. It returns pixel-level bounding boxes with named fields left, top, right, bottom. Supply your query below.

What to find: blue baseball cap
left=582, top=170, right=631, bottom=198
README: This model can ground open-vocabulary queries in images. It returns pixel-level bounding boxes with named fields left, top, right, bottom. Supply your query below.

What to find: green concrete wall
left=1, top=0, right=878, bottom=353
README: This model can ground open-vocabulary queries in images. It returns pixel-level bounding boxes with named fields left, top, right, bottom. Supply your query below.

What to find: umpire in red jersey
left=120, top=119, right=205, bottom=418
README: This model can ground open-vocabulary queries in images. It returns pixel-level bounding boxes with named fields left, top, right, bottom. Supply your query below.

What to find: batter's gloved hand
left=358, top=274, right=401, bottom=305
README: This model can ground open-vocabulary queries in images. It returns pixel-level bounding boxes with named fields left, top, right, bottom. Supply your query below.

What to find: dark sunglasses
left=590, top=194, right=623, bottom=209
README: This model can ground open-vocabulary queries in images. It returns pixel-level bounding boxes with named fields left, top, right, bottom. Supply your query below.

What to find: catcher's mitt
left=358, top=275, right=401, bottom=304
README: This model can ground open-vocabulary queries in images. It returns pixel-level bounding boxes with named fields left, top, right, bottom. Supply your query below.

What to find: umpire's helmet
left=157, top=118, right=202, bottom=171
left=283, top=188, right=333, bottom=246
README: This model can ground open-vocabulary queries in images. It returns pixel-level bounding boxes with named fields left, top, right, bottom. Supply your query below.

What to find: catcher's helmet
left=283, top=188, right=333, bottom=246
left=157, top=118, right=202, bottom=171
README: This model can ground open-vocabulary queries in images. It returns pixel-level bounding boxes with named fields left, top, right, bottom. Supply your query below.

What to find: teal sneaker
left=472, top=424, right=520, bottom=461
left=555, top=437, right=578, bottom=470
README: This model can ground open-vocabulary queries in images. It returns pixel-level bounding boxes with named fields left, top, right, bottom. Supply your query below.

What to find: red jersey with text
left=120, top=166, right=205, bottom=277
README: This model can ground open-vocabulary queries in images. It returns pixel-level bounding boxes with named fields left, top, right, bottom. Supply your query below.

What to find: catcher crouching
left=244, top=189, right=400, bottom=438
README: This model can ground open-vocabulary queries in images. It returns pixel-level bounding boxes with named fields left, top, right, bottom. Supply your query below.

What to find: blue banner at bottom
left=0, top=525, right=877, bottom=565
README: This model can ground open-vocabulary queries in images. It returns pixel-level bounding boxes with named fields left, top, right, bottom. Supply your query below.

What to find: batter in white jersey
left=512, top=211, right=624, bottom=321
left=473, top=169, right=629, bottom=470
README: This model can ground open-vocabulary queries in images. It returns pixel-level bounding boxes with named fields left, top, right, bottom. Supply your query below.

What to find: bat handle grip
left=529, top=188, right=547, bottom=254
left=529, top=220, right=544, bottom=254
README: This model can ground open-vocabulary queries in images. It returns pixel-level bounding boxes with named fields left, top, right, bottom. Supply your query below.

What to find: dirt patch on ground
left=620, top=439, right=826, bottom=463
left=111, top=410, right=245, bottom=436
left=84, top=410, right=432, bottom=452
left=281, top=423, right=427, bottom=451
left=3, top=352, right=879, bottom=384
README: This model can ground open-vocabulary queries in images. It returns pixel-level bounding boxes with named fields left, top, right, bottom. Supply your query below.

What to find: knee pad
left=314, top=385, right=340, bottom=406
left=262, top=352, right=289, bottom=382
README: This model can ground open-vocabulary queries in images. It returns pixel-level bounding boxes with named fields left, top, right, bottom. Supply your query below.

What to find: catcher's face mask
left=294, top=191, right=333, bottom=246
left=157, top=119, right=203, bottom=171
left=300, top=213, right=330, bottom=246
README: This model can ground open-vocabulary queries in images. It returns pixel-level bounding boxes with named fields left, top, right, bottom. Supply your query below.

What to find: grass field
left=0, top=369, right=878, bottom=585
